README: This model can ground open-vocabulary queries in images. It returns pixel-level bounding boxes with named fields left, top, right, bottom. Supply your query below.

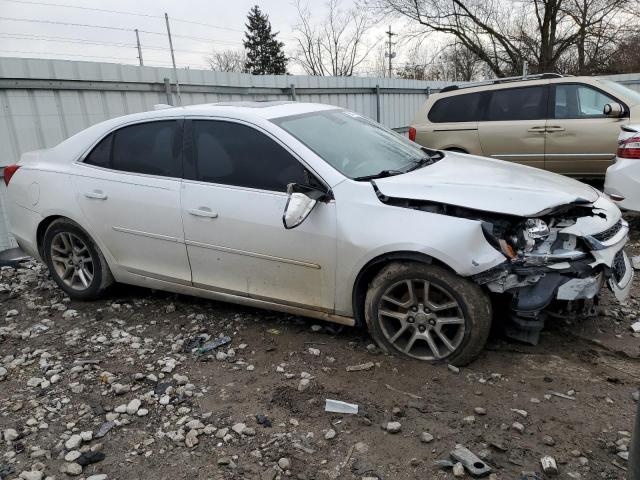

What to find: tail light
left=408, top=127, right=416, bottom=142
left=3, top=164, right=20, bottom=186
left=617, top=135, right=640, bottom=159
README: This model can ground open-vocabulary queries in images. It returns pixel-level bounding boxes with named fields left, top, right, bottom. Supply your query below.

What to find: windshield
left=599, top=79, right=640, bottom=105
left=272, top=109, right=431, bottom=179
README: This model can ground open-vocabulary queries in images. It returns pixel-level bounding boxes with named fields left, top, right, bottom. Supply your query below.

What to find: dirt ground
left=1, top=216, right=639, bottom=480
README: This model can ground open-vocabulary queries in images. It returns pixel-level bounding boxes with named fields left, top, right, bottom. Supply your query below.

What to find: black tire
left=364, top=262, right=492, bottom=366
left=43, top=218, right=113, bottom=300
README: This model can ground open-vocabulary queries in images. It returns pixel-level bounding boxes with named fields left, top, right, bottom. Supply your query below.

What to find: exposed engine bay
left=374, top=188, right=634, bottom=344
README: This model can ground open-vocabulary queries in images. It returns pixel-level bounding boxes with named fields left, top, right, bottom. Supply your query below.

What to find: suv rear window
left=428, top=92, right=483, bottom=123
left=485, top=86, right=548, bottom=121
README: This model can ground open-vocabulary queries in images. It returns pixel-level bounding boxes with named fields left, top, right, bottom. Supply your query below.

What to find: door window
left=84, top=134, right=112, bottom=168
left=84, top=120, right=182, bottom=177
left=190, top=120, right=307, bottom=192
left=554, top=84, right=616, bottom=119
left=428, top=92, right=483, bottom=123
left=485, top=86, right=548, bottom=121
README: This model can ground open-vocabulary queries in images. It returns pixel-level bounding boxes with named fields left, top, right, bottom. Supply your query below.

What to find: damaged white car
left=4, top=102, right=634, bottom=365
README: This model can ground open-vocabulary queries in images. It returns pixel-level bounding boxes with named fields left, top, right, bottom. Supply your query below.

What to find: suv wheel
left=43, top=219, right=113, bottom=300
left=364, top=262, right=492, bottom=366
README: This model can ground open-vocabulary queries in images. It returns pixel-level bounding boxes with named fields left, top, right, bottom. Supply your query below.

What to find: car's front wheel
left=364, top=262, right=492, bottom=366
left=43, top=219, right=113, bottom=300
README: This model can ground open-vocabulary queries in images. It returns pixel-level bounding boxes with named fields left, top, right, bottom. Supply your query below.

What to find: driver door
left=180, top=119, right=337, bottom=311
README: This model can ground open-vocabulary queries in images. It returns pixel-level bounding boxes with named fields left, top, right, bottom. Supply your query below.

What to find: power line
left=0, top=0, right=246, bottom=33
left=0, top=49, right=135, bottom=61
left=0, top=0, right=297, bottom=41
left=0, top=50, right=211, bottom=69
left=0, top=33, right=229, bottom=55
left=0, top=16, right=244, bottom=46
left=0, top=33, right=137, bottom=49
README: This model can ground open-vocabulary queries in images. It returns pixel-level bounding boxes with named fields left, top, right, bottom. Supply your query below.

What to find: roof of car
left=432, top=74, right=607, bottom=99
left=152, top=101, right=339, bottom=120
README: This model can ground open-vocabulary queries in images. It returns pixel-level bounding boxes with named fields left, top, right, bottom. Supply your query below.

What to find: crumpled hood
left=374, top=152, right=599, bottom=217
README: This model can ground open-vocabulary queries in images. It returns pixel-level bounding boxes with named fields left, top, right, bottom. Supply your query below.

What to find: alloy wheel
left=377, top=279, right=466, bottom=360
left=50, top=232, right=95, bottom=291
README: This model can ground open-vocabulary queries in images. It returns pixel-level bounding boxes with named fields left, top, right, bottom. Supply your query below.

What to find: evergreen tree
left=243, top=5, right=287, bottom=75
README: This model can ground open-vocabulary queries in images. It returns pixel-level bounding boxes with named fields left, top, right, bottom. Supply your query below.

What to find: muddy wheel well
left=351, top=252, right=452, bottom=327
left=36, top=215, right=64, bottom=258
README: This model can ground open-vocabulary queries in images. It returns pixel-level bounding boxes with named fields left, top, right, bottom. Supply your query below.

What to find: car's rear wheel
left=43, top=219, right=113, bottom=300
left=364, top=262, right=492, bottom=366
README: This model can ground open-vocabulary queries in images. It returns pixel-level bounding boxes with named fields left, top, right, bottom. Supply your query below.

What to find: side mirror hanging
left=282, top=183, right=329, bottom=229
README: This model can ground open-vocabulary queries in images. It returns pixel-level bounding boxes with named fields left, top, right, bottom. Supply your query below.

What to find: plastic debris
left=196, top=335, right=231, bottom=354
left=631, top=321, right=640, bottom=333
left=520, top=473, right=542, bottom=480
left=540, top=456, right=558, bottom=475
left=548, top=391, right=576, bottom=401
left=325, top=399, right=358, bottom=415
left=95, top=421, right=116, bottom=439
left=255, top=414, right=272, bottom=428
left=450, top=445, right=492, bottom=476
left=345, top=362, right=375, bottom=372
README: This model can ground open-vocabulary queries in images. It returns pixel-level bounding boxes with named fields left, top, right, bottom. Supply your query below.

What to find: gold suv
left=409, top=74, right=640, bottom=177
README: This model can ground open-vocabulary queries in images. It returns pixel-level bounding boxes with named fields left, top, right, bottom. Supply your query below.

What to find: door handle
left=546, top=125, right=565, bottom=132
left=84, top=190, right=107, bottom=200
left=527, top=126, right=546, bottom=133
left=188, top=208, right=218, bottom=218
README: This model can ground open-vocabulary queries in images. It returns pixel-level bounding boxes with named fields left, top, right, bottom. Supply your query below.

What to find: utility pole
left=384, top=26, right=396, bottom=78
left=135, top=29, right=143, bottom=66
left=522, top=60, right=529, bottom=78
left=164, top=13, right=181, bottom=105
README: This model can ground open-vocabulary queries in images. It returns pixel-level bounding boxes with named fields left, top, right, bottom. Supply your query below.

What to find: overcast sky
left=0, top=0, right=401, bottom=75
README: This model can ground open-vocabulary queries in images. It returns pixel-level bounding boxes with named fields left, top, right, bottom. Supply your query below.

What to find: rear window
left=485, top=86, right=548, bottom=121
left=428, top=92, right=483, bottom=123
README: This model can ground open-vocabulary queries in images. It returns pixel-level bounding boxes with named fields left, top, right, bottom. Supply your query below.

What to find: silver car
left=5, top=102, right=633, bottom=365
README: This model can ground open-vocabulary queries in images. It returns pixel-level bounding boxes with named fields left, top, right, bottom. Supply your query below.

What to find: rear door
left=417, top=92, right=483, bottom=154
left=545, top=82, right=626, bottom=176
left=477, top=84, right=549, bottom=169
left=73, top=119, right=191, bottom=284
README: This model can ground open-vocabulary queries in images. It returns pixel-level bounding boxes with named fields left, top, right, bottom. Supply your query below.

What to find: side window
left=485, top=86, right=548, bottom=121
left=191, top=120, right=307, bottom=192
left=428, top=92, right=483, bottom=123
left=554, top=84, right=616, bottom=119
left=111, top=121, right=181, bottom=177
left=84, top=134, right=112, bottom=168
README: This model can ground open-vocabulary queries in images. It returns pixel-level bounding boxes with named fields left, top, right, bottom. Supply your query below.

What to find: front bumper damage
left=474, top=199, right=634, bottom=344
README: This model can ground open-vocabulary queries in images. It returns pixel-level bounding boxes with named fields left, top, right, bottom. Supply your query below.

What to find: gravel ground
left=1, top=215, right=639, bottom=480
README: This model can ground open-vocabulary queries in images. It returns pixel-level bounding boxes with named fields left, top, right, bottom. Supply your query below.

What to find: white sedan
left=4, top=102, right=634, bottom=365
left=605, top=124, right=640, bottom=211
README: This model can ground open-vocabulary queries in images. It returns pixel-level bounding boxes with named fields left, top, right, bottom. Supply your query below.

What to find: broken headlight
left=514, top=218, right=550, bottom=253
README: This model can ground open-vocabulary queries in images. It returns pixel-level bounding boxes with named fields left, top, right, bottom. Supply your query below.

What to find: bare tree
left=561, top=0, right=633, bottom=74
left=608, top=33, right=640, bottom=73
left=207, top=49, right=247, bottom=73
left=293, top=0, right=376, bottom=76
left=368, top=0, right=638, bottom=76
